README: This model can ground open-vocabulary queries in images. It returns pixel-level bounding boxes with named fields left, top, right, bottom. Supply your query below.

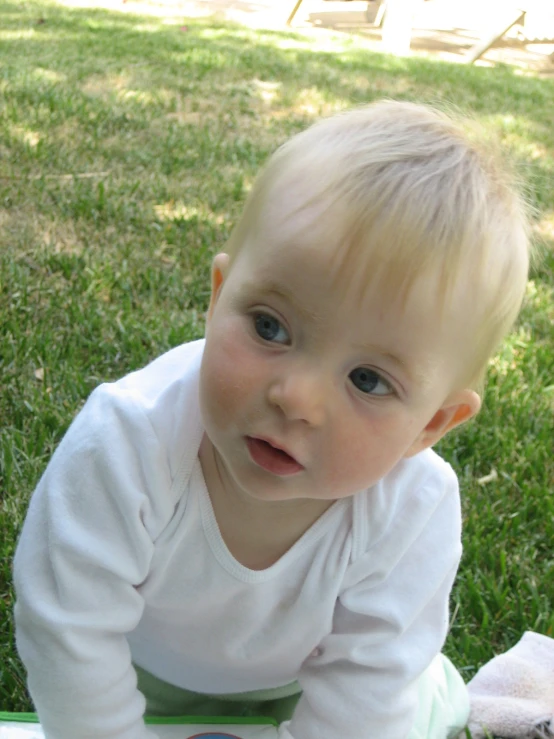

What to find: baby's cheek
left=201, top=362, right=236, bottom=432
left=201, top=332, right=254, bottom=429
left=324, top=421, right=396, bottom=494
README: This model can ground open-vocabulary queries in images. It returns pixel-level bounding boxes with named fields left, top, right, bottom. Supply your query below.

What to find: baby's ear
left=404, top=389, right=481, bottom=458
left=207, top=253, right=230, bottom=321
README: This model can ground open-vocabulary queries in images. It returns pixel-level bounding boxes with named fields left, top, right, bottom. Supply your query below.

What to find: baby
left=13, top=100, right=530, bottom=739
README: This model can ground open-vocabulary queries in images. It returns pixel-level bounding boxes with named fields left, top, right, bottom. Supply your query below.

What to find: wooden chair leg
left=466, top=9, right=526, bottom=63
left=287, top=0, right=304, bottom=27
left=375, top=0, right=387, bottom=28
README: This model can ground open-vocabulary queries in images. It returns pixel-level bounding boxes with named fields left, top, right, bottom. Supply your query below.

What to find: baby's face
left=199, top=195, right=475, bottom=505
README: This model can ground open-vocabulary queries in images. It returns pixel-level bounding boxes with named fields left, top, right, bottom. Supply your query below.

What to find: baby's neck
left=198, top=435, right=334, bottom=570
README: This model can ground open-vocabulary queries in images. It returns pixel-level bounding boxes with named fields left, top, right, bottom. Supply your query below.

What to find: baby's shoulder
left=70, top=339, right=205, bottom=490
left=94, top=338, right=204, bottom=433
left=363, top=447, right=457, bottom=507
left=350, top=448, right=460, bottom=561
left=112, top=338, right=205, bottom=409
left=43, top=340, right=206, bottom=540
left=387, top=447, right=458, bottom=493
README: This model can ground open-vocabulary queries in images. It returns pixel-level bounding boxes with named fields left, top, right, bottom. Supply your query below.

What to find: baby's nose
left=268, top=367, right=329, bottom=426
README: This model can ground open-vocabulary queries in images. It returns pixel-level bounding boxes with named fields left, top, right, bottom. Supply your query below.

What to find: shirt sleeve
left=280, top=468, right=462, bottom=739
left=13, top=383, right=173, bottom=739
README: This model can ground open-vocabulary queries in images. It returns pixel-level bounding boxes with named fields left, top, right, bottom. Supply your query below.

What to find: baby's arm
left=13, top=383, right=170, bottom=739
left=281, top=469, right=462, bottom=739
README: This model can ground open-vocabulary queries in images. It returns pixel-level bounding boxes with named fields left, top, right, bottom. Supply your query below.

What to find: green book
left=0, top=713, right=279, bottom=738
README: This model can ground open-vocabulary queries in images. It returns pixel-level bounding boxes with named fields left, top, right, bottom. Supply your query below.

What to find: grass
left=1, top=0, right=553, bottom=713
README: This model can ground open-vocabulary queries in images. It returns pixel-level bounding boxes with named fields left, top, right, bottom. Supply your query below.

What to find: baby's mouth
left=245, top=436, right=303, bottom=476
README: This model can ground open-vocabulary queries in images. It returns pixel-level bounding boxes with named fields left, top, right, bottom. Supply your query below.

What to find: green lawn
left=1, top=0, right=553, bottom=713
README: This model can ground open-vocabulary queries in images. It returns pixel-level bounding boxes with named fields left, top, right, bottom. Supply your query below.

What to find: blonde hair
left=225, top=100, right=530, bottom=390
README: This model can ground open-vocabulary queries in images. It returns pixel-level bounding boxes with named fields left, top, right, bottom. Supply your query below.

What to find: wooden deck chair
left=466, top=3, right=554, bottom=64
left=287, top=0, right=386, bottom=28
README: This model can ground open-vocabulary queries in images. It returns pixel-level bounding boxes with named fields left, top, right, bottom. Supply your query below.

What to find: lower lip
left=246, top=437, right=304, bottom=476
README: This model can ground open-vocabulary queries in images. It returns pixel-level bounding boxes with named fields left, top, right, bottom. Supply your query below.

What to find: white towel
left=461, top=631, right=554, bottom=738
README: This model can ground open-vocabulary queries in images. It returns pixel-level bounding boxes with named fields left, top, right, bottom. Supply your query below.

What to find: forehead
left=241, top=233, right=444, bottom=333
left=257, top=173, right=344, bottom=255
left=237, top=178, right=479, bottom=358
left=245, top=174, right=447, bottom=317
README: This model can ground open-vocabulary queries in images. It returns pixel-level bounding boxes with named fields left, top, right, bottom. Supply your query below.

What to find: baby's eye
left=253, top=313, right=290, bottom=344
left=349, top=367, right=392, bottom=396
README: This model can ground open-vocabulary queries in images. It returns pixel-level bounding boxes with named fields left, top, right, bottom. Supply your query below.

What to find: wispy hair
left=225, top=100, right=531, bottom=390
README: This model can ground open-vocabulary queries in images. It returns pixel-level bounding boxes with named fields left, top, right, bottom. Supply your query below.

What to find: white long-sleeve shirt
left=14, top=339, right=463, bottom=739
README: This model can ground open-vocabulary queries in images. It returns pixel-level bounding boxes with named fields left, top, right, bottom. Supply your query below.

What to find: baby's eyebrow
left=354, top=344, right=433, bottom=387
left=248, top=280, right=320, bottom=323
left=358, top=345, right=407, bottom=374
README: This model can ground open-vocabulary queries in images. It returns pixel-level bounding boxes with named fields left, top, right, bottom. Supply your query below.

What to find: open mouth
left=246, top=437, right=303, bottom=476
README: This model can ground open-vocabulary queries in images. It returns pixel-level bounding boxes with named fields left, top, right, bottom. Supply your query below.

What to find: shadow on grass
left=2, top=2, right=553, bottom=210
left=2, top=1, right=554, bottom=117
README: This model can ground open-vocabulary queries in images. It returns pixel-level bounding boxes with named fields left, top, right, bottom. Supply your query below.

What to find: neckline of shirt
left=193, top=459, right=349, bottom=583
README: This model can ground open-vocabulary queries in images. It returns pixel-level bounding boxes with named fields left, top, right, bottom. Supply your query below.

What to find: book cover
left=0, top=714, right=279, bottom=739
